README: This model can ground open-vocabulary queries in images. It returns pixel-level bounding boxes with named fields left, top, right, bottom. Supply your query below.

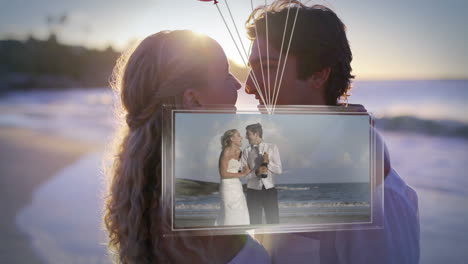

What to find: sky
left=174, top=112, right=371, bottom=184
left=1, top=0, right=467, bottom=80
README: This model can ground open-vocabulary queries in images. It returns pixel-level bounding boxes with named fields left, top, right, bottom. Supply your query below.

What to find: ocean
left=175, top=182, right=370, bottom=227
left=0, top=80, right=467, bottom=263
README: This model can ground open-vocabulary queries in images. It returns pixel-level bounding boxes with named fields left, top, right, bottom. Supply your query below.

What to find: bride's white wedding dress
left=215, top=158, right=250, bottom=226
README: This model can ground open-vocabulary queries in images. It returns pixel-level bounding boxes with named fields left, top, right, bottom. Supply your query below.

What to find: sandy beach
left=0, top=126, right=99, bottom=263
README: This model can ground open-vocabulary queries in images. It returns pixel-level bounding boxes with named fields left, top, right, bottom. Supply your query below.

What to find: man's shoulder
left=385, top=168, right=413, bottom=193
left=385, top=168, right=419, bottom=212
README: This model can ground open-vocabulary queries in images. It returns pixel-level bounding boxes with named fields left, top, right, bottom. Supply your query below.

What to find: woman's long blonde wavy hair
left=103, top=30, right=222, bottom=263
left=220, top=129, right=238, bottom=151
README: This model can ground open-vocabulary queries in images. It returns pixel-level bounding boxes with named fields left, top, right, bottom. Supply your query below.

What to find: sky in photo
left=175, top=111, right=371, bottom=184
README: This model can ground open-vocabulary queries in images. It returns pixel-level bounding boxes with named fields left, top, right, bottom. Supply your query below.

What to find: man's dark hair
left=246, top=0, right=354, bottom=105
left=246, top=123, right=263, bottom=138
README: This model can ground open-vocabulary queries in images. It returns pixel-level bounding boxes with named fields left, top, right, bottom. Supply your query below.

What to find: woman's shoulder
left=222, top=148, right=241, bottom=160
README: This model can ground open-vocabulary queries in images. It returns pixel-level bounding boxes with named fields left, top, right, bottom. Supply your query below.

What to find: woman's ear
left=307, top=67, right=331, bottom=90
left=182, top=89, right=202, bottom=108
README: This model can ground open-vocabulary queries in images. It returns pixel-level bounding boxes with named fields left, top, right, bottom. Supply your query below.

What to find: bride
left=215, top=129, right=252, bottom=226
left=104, top=30, right=270, bottom=263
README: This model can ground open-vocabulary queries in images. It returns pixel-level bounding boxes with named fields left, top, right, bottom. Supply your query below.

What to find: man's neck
left=297, top=84, right=328, bottom=105
left=252, top=139, right=262, bottom=146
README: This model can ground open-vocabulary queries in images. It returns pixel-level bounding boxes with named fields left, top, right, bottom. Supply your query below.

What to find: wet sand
left=0, top=126, right=99, bottom=263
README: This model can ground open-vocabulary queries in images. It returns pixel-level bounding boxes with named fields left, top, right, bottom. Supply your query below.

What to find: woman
left=216, top=129, right=251, bottom=226
left=103, top=30, right=269, bottom=263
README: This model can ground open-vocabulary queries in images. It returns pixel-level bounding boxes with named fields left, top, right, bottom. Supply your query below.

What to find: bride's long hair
left=220, top=129, right=238, bottom=151
left=103, top=30, right=221, bottom=263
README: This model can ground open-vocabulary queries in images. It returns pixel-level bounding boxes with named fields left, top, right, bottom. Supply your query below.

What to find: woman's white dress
left=215, top=159, right=250, bottom=226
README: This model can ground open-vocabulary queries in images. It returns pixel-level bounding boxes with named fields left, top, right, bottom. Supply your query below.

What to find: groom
left=244, top=1, right=419, bottom=263
left=241, top=123, right=282, bottom=225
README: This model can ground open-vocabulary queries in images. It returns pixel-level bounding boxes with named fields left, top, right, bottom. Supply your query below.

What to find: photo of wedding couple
left=215, top=123, right=283, bottom=226
left=173, top=113, right=372, bottom=229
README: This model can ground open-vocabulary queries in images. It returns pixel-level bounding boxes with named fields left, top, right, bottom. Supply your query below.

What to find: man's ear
left=182, top=89, right=202, bottom=108
left=307, top=67, right=331, bottom=90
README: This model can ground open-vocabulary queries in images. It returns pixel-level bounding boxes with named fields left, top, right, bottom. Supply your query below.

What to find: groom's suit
left=241, top=141, right=282, bottom=224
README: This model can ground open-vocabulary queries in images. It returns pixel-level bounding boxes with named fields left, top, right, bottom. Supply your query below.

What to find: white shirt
left=241, top=141, right=282, bottom=190
left=333, top=167, right=420, bottom=264
left=228, top=235, right=271, bottom=264
left=266, top=167, right=420, bottom=264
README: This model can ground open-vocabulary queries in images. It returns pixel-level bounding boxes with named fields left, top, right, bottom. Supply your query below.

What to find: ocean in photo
left=175, top=182, right=370, bottom=228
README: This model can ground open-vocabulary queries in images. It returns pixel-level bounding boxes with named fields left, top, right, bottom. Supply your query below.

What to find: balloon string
left=223, top=0, right=268, bottom=110
left=224, top=0, right=249, bottom=62
left=272, top=0, right=292, bottom=114
left=251, top=0, right=270, bottom=113
left=248, top=39, right=253, bottom=59
left=265, top=0, right=271, bottom=112
left=216, top=2, right=258, bottom=99
left=273, top=2, right=300, bottom=114
left=215, top=4, right=245, bottom=65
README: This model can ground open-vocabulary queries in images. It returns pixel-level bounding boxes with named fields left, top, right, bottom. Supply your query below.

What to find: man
left=241, top=123, right=282, bottom=225
left=244, top=1, right=420, bottom=263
